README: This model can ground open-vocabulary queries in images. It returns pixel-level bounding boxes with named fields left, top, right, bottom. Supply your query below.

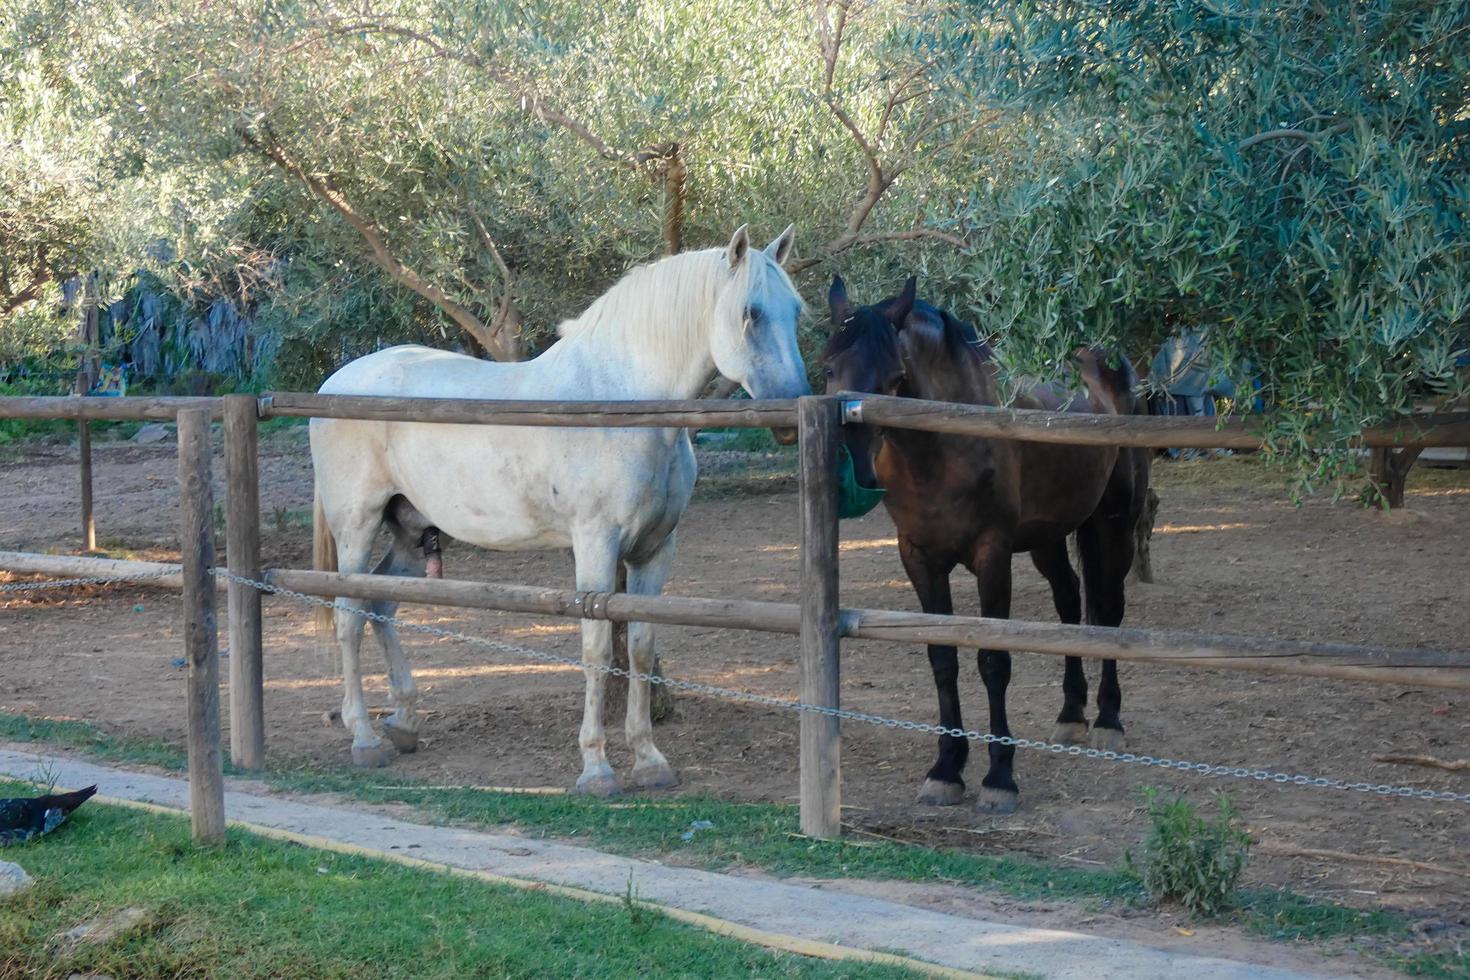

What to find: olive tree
left=924, top=0, right=1470, bottom=498
left=43, top=0, right=995, bottom=385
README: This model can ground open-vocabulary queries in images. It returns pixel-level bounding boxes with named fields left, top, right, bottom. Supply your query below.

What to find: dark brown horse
left=823, top=276, right=1151, bottom=813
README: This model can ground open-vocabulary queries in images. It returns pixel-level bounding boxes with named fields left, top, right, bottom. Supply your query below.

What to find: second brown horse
left=823, top=276, right=1151, bottom=812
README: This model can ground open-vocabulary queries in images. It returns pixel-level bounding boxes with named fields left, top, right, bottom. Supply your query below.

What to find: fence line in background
left=260, top=569, right=1470, bottom=689
left=15, top=567, right=1470, bottom=807
left=5, top=392, right=1470, bottom=448
left=4, top=390, right=1470, bottom=842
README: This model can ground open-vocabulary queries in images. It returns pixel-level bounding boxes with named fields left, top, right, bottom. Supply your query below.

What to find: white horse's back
left=319, top=342, right=597, bottom=401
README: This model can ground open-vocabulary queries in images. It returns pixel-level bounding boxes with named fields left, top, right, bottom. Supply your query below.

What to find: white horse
left=310, top=224, right=806, bottom=794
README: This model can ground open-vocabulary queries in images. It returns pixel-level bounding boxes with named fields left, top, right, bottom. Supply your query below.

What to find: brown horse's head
left=821, top=275, right=916, bottom=489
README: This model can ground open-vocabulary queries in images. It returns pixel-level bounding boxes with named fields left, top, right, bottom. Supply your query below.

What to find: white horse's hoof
left=630, top=761, right=679, bottom=790
left=915, top=778, right=965, bottom=806
left=1091, top=726, right=1127, bottom=752
left=351, top=740, right=399, bottom=768
left=1052, top=721, right=1090, bottom=746
left=573, top=772, right=623, bottom=797
left=977, top=786, right=1019, bottom=815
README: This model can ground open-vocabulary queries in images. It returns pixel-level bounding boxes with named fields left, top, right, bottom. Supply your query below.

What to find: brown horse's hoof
left=1052, top=721, right=1090, bottom=746
left=630, top=761, right=679, bottom=790
left=383, top=721, right=419, bottom=754
left=915, top=778, right=965, bottom=806
left=351, top=740, right=398, bottom=768
left=976, top=786, right=1019, bottom=815
left=1091, top=726, right=1127, bottom=753
left=572, top=772, right=623, bottom=798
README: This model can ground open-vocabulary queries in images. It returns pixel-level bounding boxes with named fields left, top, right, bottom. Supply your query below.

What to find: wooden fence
left=2, top=391, right=1469, bottom=843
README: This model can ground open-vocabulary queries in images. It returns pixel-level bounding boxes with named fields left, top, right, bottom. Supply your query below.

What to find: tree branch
left=468, top=210, right=524, bottom=360
left=296, top=18, right=678, bottom=171
left=238, top=123, right=516, bottom=361
left=0, top=249, right=55, bottom=319
left=1237, top=119, right=1352, bottom=151
left=789, top=227, right=967, bottom=272
left=797, top=2, right=973, bottom=271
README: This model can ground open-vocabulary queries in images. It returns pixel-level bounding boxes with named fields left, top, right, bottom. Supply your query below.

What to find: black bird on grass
left=0, top=785, right=97, bottom=845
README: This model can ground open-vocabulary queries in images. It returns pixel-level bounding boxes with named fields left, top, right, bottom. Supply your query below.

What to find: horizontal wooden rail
left=267, top=568, right=801, bottom=632
left=6, top=392, right=1466, bottom=449
left=267, top=569, right=1470, bottom=691
left=261, top=392, right=798, bottom=429
left=846, top=393, right=1470, bottom=449
left=0, top=551, right=229, bottom=591
left=0, top=396, right=220, bottom=421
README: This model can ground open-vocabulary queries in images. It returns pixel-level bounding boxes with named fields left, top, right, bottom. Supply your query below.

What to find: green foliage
left=3, top=0, right=1467, bottom=486
left=1126, top=789, right=1251, bottom=917
left=924, top=0, right=1470, bottom=490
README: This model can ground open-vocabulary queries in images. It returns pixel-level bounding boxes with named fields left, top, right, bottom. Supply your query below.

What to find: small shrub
left=1126, top=788, right=1251, bottom=917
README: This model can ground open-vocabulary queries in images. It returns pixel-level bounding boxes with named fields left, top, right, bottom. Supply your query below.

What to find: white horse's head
left=710, top=224, right=809, bottom=413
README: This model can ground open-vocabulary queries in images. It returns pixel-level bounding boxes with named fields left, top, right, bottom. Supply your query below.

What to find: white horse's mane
left=554, top=246, right=799, bottom=365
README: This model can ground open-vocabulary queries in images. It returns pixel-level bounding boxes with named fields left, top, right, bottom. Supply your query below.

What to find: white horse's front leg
left=572, top=533, right=621, bottom=796
left=626, top=533, right=678, bottom=789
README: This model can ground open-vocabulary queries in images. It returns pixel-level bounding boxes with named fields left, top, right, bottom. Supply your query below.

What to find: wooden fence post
left=798, top=395, right=842, bottom=839
left=78, top=420, right=95, bottom=551
left=224, top=394, right=264, bottom=770
left=78, top=274, right=99, bottom=552
left=177, top=408, right=226, bottom=844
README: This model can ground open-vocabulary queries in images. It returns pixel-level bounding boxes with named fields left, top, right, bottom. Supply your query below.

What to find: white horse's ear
left=764, top=223, right=795, bottom=267
left=726, top=224, right=750, bottom=269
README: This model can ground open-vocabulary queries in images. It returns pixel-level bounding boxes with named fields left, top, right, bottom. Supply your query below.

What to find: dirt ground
left=2, top=429, right=1468, bottom=937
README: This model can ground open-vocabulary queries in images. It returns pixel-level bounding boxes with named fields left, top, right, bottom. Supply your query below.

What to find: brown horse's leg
left=1031, top=540, right=1088, bottom=745
left=899, top=541, right=966, bottom=806
left=974, top=536, right=1018, bottom=814
left=1076, top=515, right=1133, bottom=752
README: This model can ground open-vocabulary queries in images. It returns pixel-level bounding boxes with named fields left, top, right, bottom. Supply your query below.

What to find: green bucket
left=836, top=444, right=886, bottom=520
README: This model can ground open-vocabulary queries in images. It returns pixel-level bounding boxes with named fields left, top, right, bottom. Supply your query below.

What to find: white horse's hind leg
left=572, top=531, right=621, bottom=796
left=626, top=533, right=678, bottom=789
left=334, top=521, right=397, bottom=768
left=369, top=545, right=423, bottom=754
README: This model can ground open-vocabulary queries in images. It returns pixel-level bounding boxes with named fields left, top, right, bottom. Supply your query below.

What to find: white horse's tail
left=312, top=488, right=338, bottom=651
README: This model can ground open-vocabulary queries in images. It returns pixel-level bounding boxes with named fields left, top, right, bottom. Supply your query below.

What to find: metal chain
left=200, top=568, right=1468, bottom=806
left=0, top=567, right=180, bottom=593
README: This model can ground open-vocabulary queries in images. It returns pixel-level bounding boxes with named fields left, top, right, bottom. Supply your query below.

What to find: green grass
left=3, top=711, right=1465, bottom=977
left=0, top=780, right=919, bottom=980
left=0, top=713, right=186, bottom=772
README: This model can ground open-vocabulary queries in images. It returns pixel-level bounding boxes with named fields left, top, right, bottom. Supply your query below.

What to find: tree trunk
left=1369, top=447, right=1423, bottom=510
left=661, top=145, right=686, bottom=255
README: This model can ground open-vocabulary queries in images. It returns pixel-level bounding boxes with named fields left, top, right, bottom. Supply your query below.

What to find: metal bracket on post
left=840, top=399, right=864, bottom=425
left=797, top=395, right=842, bottom=839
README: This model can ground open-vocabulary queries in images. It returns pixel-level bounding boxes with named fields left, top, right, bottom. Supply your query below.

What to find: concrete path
left=0, top=748, right=1348, bottom=979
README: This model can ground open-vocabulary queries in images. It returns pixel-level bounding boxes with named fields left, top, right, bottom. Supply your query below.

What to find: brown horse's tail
left=312, top=488, right=338, bottom=652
